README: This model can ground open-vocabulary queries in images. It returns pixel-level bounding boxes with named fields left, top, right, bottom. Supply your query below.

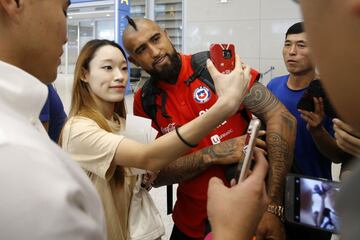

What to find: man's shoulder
left=268, top=75, right=289, bottom=86
left=267, top=75, right=289, bottom=93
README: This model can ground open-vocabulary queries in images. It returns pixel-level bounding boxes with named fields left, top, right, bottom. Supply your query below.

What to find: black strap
left=167, top=185, right=173, bottom=214
left=141, top=78, right=162, bottom=131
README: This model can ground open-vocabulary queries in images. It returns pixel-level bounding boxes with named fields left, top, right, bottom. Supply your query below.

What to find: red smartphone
left=210, top=43, right=235, bottom=74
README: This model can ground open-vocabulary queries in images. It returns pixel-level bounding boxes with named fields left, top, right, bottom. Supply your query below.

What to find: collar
left=0, top=60, right=48, bottom=121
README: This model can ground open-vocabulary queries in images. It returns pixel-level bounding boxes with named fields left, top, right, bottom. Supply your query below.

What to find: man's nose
left=289, top=45, right=297, bottom=55
left=148, top=44, right=161, bottom=58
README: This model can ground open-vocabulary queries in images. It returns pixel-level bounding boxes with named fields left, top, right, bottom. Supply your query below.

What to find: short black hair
left=285, top=22, right=304, bottom=38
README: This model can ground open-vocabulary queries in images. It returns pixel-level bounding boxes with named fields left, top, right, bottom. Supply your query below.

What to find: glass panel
left=67, top=22, right=79, bottom=75
left=129, top=0, right=147, bottom=92
left=130, top=0, right=146, bottom=18
left=96, top=20, right=115, bottom=40
left=79, top=20, right=95, bottom=50
left=155, top=0, right=183, bottom=52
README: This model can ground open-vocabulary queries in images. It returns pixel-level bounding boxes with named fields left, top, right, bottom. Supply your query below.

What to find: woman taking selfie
left=61, top=39, right=250, bottom=240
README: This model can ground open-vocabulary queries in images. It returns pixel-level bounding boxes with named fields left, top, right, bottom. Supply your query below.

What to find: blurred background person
left=40, top=84, right=67, bottom=143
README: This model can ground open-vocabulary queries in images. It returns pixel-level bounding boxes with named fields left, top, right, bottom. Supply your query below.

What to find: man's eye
left=152, top=36, right=160, bottom=43
left=136, top=48, right=145, bottom=55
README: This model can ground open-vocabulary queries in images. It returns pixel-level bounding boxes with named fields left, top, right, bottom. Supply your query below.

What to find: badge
left=194, top=86, right=211, bottom=103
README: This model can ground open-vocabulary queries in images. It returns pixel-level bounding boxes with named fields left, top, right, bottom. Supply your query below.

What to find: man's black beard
left=147, top=51, right=182, bottom=84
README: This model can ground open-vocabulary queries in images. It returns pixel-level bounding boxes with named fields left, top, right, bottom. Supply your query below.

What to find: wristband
left=175, top=126, right=198, bottom=148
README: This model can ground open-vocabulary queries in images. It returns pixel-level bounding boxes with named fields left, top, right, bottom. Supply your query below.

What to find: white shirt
left=0, top=60, right=107, bottom=240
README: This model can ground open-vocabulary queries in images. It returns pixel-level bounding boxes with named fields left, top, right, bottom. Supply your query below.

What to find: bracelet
left=267, top=204, right=285, bottom=222
left=175, top=126, right=198, bottom=148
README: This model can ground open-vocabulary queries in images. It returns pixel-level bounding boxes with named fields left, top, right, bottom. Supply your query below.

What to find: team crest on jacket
left=193, top=86, right=211, bottom=103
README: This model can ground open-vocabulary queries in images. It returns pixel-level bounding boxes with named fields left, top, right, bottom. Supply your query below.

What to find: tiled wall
left=183, top=0, right=302, bottom=85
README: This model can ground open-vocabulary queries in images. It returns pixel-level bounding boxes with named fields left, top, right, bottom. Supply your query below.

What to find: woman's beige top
left=62, top=116, right=137, bottom=240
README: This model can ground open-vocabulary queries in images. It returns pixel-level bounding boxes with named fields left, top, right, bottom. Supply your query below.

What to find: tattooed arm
left=243, top=82, right=296, bottom=204
left=245, top=82, right=296, bottom=240
left=153, top=136, right=245, bottom=187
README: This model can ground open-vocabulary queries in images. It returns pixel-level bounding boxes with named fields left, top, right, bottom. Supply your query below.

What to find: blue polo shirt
left=267, top=75, right=332, bottom=179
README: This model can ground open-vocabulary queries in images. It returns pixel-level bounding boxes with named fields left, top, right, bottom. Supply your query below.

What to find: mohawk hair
left=125, top=15, right=138, bottom=31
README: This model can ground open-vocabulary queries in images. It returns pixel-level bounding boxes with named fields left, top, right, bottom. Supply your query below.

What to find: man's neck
left=287, top=70, right=315, bottom=90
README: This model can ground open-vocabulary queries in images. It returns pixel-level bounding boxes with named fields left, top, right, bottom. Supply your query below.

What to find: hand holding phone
left=297, top=79, right=338, bottom=118
left=237, top=118, right=261, bottom=183
left=285, top=174, right=340, bottom=233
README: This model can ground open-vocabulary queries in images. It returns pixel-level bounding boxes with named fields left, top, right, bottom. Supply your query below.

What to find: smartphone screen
left=236, top=118, right=261, bottom=183
left=286, top=174, right=341, bottom=233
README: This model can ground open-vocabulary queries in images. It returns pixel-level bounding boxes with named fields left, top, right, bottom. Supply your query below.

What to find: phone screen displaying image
left=295, top=177, right=340, bottom=233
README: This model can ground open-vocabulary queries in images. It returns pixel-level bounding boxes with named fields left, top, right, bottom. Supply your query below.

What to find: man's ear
left=0, top=0, right=23, bottom=22
left=128, top=56, right=139, bottom=66
left=164, top=29, right=171, bottom=41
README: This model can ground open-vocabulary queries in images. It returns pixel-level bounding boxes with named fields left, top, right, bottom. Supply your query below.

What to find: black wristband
left=175, top=126, right=198, bottom=148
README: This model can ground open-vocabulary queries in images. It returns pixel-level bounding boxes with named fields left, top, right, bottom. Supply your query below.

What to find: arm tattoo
left=244, top=82, right=296, bottom=204
left=266, top=132, right=292, bottom=202
left=243, top=82, right=280, bottom=118
left=153, top=138, right=239, bottom=187
left=203, top=138, right=238, bottom=161
left=266, top=110, right=296, bottom=204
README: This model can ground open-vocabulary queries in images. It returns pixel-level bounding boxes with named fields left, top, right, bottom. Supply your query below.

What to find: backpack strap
left=140, top=77, right=174, bottom=215
left=141, top=78, right=171, bottom=132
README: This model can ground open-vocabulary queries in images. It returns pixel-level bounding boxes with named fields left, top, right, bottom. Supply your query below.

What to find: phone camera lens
left=223, top=50, right=232, bottom=59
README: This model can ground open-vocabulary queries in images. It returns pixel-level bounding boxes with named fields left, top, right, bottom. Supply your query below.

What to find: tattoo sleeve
left=153, top=138, right=242, bottom=187
left=243, top=82, right=297, bottom=204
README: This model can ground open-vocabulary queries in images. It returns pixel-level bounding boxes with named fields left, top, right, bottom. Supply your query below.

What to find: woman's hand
left=207, top=55, right=251, bottom=116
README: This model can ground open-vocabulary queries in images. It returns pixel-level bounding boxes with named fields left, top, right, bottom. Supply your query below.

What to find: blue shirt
left=39, top=84, right=67, bottom=143
left=267, top=75, right=333, bottom=179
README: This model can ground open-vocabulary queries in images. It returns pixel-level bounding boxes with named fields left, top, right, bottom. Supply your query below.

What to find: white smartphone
left=285, top=174, right=341, bottom=233
left=237, top=118, right=261, bottom=183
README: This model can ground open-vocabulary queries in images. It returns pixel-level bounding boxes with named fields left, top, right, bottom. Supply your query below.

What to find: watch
left=267, top=204, right=285, bottom=222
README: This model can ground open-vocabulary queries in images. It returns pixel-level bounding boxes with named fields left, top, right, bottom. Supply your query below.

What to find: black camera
left=297, top=79, right=338, bottom=118
left=222, top=49, right=232, bottom=59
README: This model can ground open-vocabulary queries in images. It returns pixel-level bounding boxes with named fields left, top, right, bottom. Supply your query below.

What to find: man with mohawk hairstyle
left=123, top=16, right=296, bottom=240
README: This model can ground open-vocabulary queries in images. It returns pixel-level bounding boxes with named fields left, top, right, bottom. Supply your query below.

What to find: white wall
left=183, top=0, right=302, bottom=85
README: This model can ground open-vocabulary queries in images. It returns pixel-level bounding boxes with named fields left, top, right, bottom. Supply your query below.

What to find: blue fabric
left=39, top=84, right=67, bottom=143
left=267, top=75, right=333, bottom=179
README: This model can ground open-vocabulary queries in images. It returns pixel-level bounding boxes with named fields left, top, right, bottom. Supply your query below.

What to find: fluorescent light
left=220, top=0, right=228, bottom=3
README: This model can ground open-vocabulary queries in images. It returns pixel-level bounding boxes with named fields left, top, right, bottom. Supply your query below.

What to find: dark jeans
left=286, top=223, right=332, bottom=240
